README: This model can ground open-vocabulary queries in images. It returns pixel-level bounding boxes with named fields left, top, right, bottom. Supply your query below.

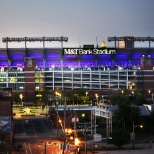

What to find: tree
left=133, top=90, right=147, bottom=105
left=110, top=89, right=130, bottom=105
left=12, top=92, right=21, bottom=105
left=42, top=90, right=55, bottom=106
left=74, top=88, right=89, bottom=105
left=107, top=129, right=130, bottom=149
left=114, top=103, right=140, bottom=123
left=111, top=90, right=141, bottom=131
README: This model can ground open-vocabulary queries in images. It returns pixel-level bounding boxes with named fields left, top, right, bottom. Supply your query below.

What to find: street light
left=58, top=119, right=70, bottom=154
left=95, top=94, right=98, bottom=105
left=121, top=90, right=124, bottom=95
left=132, top=121, right=143, bottom=149
left=49, top=94, right=52, bottom=107
left=94, top=94, right=98, bottom=134
left=55, top=92, right=60, bottom=136
left=148, top=90, right=151, bottom=103
left=132, top=91, right=134, bottom=104
left=74, top=137, right=80, bottom=145
left=64, top=97, right=67, bottom=132
left=86, top=92, right=88, bottom=105
left=19, top=94, right=23, bottom=107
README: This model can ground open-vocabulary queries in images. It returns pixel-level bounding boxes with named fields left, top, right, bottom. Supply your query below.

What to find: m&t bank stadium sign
left=63, top=48, right=116, bottom=55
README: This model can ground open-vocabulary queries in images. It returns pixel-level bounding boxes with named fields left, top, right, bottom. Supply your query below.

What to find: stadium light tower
left=2, top=36, right=68, bottom=48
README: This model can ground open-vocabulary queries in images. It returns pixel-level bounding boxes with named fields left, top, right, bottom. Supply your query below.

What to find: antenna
left=96, top=36, right=99, bottom=48
left=79, top=36, right=81, bottom=48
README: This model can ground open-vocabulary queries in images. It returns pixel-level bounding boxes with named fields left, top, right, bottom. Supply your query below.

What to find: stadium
left=0, top=36, right=154, bottom=105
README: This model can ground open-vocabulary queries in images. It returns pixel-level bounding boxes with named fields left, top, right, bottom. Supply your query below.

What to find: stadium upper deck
left=0, top=36, right=154, bottom=68
left=0, top=36, right=154, bottom=103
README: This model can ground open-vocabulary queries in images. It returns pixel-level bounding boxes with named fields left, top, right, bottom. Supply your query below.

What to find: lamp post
left=94, top=94, right=98, bottom=134
left=121, top=90, right=124, bottom=95
left=74, top=137, right=80, bottom=154
left=19, top=94, right=23, bottom=107
left=132, top=91, right=134, bottom=104
left=55, top=92, right=59, bottom=136
left=148, top=90, right=151, bottom=103
left=49, top=95, right=52, bottom=107
left=64, top=97, right=67, bottom=132
left=132, top=121, right=143, bottom=149
left=102, top=95, right=104, bottom=103
left=59, top=119, right=72, bottom=154
left=84, top=123, right=87, bottom=154
left=86, top=92, right=88, bottom=105
left=95, top=94, right=99, bottom=106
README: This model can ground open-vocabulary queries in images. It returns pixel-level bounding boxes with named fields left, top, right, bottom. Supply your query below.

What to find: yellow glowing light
left=59, top=119, right=62, bottom=123
left=19, top=94, right=23, bottom=99
left=65, top=128, right=72, bottom=134
left=75, top=138, right=80, bottom=146
left=101, top=41, right=106, bottom=47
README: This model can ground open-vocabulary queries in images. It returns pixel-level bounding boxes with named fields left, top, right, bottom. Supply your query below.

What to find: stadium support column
left=140, top=56, right=154, bottom=100
left=61, top=36, right=63, bottom=48
left=114, top=36, right=116, bottom=48
left=43, top=36, right=45, bottom=49
left=25, top=37, right=27, bottom=49
left=24, top=58, right=36, bottom=105
left=148, top=36, right=151, bottom=48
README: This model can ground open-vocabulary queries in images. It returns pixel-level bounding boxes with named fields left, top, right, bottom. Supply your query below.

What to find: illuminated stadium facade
left=0, top=36, right=154, bottom=104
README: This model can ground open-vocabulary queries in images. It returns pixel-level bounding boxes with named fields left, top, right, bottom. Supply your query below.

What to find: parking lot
left=13, top=117, right=53, bottom=137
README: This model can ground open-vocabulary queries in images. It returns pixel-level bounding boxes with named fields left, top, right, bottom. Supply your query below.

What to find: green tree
left=111, top=90, right=141, bottom=131
left=74, top=88, right=89, bottom=105
left=110, top=89, right=130, bottom=105
left=107, top=130, right=130, bottom=149
left=133, top=90, right=147, bottom=105
left=42, top=90, right=54, bottom=106
left=12, top=92, right=21, bottom=105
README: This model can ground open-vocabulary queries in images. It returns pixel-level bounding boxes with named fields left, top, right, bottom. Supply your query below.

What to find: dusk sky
left=0, top=0, right=154, bottom=48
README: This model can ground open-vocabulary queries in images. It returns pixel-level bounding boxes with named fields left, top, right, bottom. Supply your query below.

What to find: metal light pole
left=84, top=123, right=87, bottom=154
left=132, top=91, right=134, bottom=104
left=132, top=121, right=143, bottom=149
left=19, top=94, right=23, bottom=107
left=64, top=97, right=67, bottom=132
left=132, top=121, right=135, bottom=149
left=86, top=92, right=88, bottom=105
left=94, top=94, right=98, bottom=134
left=121, top=90, right=124, bottom=95
left=55, top=92, right=59, bottom=136
left=56, top=101, right=59, bottom=136
left=44, top=143, right=46, bottom=154
left=148, top=90, right=151, bottom=104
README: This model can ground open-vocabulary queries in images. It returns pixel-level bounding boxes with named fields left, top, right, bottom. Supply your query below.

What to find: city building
left=0, top=88, right=13, bottom=149
left=0, top=36, right=154, bottom=104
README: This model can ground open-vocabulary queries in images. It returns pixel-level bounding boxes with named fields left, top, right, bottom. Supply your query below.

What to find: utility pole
left=64, top=97, right=66, bottom=131
left=44, top=143, right=46, bottom=154
left=79, top=122, right=91, bottom=154
left=132, top=121, right=135, bottom=149
left=56, top=96, right=59, bottom=136
left=84, top=123, right=87, bottom=154
left=74, top=111, right=77, bottom=138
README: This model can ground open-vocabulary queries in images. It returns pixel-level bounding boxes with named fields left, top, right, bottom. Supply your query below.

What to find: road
left=12, top=116, right=77, bottom=154
left=11, top=115, right=154, bottom=154
left=91, top=149, right=154, bottom=154
left=11, top=138, right=77, bottom=154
